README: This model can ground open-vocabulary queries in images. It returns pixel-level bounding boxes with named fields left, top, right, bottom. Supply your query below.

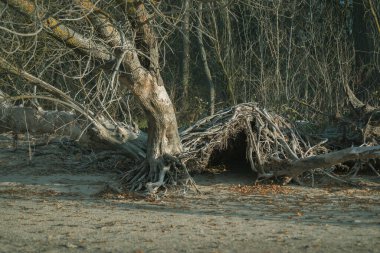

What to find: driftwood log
left=0, top=105, right=147, bottom=159
left=0, top=87, right=138, bottom=173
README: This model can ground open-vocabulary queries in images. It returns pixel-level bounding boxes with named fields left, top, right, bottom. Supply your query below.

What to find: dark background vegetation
left=0, top=0, right=379, bottom=128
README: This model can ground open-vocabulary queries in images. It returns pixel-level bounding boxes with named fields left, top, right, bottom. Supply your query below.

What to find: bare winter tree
left=0, top=0, right=186, bottom=190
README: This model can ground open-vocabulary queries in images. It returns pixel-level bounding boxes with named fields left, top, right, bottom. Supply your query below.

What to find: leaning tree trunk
left=119, top=73, right=182, bottom=181
left=70, top=0, right=185, bottom=182
left=119, top=72, right=191, bottom=191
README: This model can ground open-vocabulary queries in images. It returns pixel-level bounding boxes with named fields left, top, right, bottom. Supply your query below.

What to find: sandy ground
left=0, top=136, right=380, bottom=252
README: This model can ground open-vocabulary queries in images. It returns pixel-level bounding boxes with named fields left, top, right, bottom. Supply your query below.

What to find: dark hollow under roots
left=180, top=103, right=318, bottom=179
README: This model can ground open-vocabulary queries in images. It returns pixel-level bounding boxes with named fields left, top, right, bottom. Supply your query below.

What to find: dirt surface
left=1, top=136, right=380, bottom=252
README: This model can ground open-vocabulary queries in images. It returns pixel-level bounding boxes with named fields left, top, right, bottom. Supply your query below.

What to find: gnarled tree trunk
left=119, top=72, right=182, bottom=181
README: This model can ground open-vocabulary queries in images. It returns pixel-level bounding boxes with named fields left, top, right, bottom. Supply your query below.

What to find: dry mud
left=0, top=136, right=380, bottom=253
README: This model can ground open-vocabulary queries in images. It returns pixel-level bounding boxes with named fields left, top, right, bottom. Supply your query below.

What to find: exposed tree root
left=180, top=103, right=380, bottom=184
left=181, top=103, right=322, bottom=178
left=121, top=154, right=198, bottom=194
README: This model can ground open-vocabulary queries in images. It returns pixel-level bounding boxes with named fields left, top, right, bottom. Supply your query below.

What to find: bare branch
left=0, top=24, right=43, bottom=37
left=3, top=0, right=114, bottom=61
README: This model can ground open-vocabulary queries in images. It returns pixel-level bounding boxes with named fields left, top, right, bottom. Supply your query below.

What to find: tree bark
left=119, top=73, right=182, bottom=179
left=181, top=0, right=191, bottom=107
left=197, top=3, right=215, bottom=116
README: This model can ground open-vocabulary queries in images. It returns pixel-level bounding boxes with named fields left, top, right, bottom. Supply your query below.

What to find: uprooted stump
left=124, top=103, right=318, bottom=192
left=180, top=103, right=380, bottom=184
left=180, top=103, right=321, bottom=180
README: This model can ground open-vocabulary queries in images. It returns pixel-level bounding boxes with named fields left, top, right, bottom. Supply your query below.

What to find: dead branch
left=274, top=145, right=380, bottom=178
left=4, top=0, right=113, bottom=61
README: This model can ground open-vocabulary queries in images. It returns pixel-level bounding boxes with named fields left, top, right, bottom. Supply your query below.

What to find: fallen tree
left=180, top=103, right=380, bottom=182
